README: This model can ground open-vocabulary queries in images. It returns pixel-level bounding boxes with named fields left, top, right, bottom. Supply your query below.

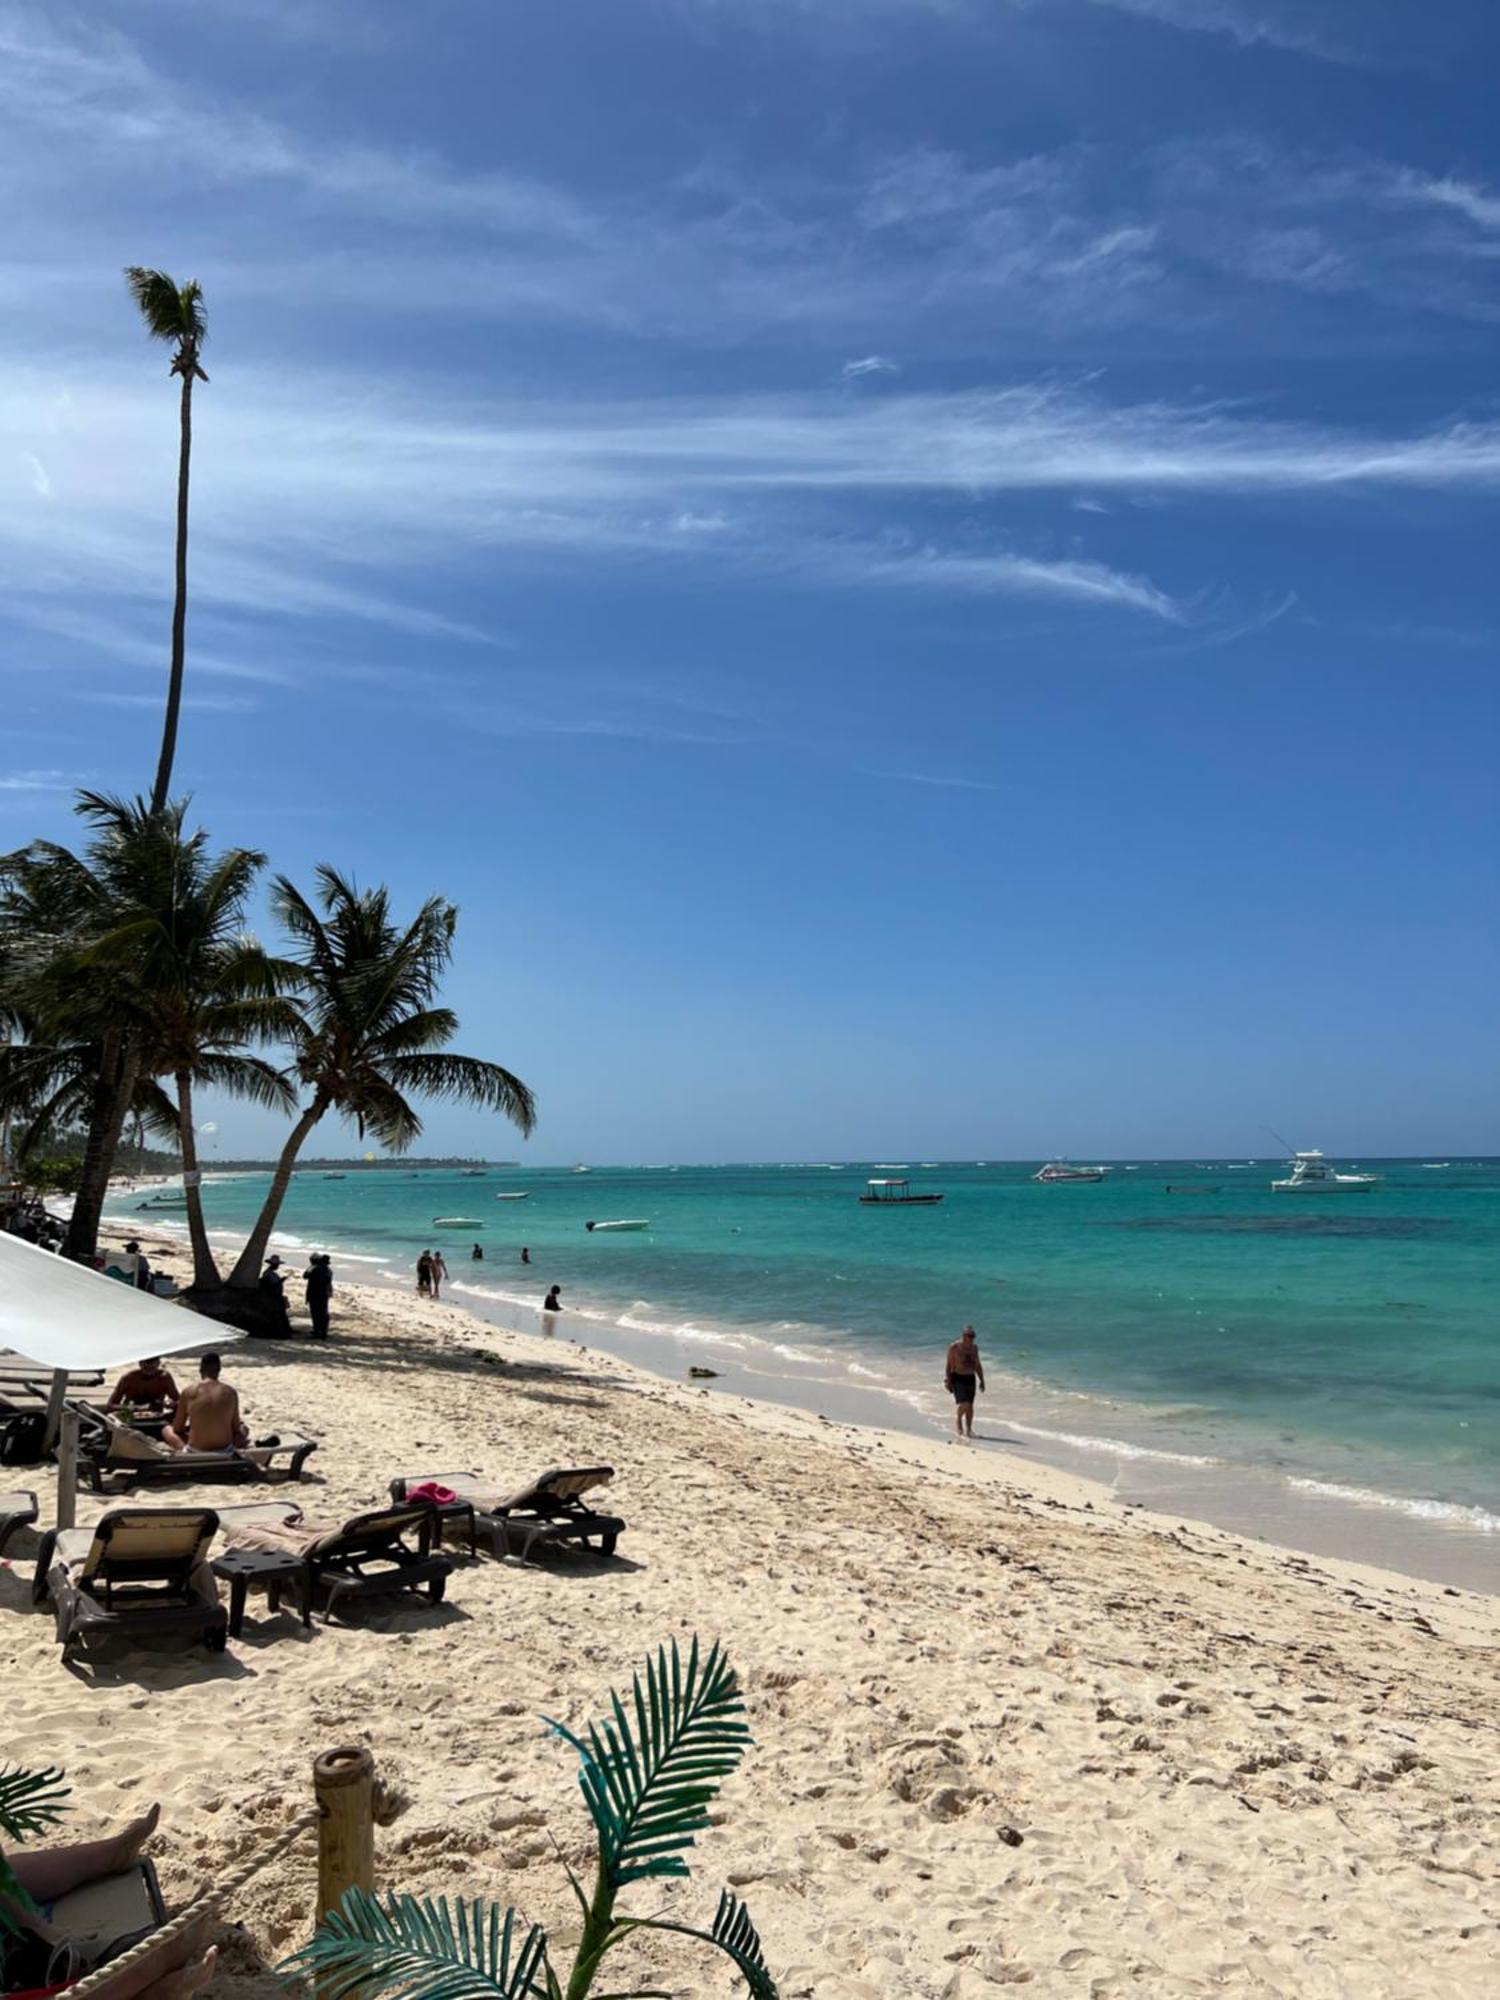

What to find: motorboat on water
left=1271, top=1151, right=1378, bottom=1192
left=321, top=1173, right=346, bottom=1180
left=858, top=1178, right=944, bottom=1206
left=433, top=1215, right=484, bottom=1227
left=585, top=1219, right=650, bottom=1232
left=136, top=1192, right=188, bottom=1210
left=494, top=1191, right=530, bottom=1201
left=1033, top=1161, right=1108, bottom=1184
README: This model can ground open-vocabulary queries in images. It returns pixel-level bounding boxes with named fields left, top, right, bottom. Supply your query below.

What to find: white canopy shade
left=0, top=1231, right=236, bottom=1373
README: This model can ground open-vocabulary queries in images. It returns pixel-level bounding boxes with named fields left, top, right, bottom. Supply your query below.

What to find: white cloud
left=860, top=767, right=999, bottom=791
left=0, top=768, right=74, bottom=791
left=1080, top=0, right=1357, bottom=62
left=842, top=356, right=901, bottom=380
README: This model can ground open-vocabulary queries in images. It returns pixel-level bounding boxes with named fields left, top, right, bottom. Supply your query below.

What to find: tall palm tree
left=124, top=267, right=208, bottom=816
left=75, top=833, right=301, bottom=1289
left=0, top=795, right=286, bottom=1268
left=226, top=868, right=536, bottom=1291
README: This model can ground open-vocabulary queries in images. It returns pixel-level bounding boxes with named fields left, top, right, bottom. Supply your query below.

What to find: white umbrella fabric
left=0, top=1231, right=238, bottom=1525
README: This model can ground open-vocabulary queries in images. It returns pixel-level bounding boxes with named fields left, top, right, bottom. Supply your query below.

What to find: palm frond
left=619, top=1893, right=779, bottom=2000
left=280, top=1888, right=554, bottom=2000
left=124, top=268, right=207, bottom=356
left=548, top=1638, right=750, bottom=1890
left=0, top=1766, right=71, bottom=1843
left=379, top=1053, right=536, bottom=1136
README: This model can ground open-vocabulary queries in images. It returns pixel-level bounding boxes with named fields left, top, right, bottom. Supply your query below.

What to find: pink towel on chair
left=406, top=1481, right=459, bottom=1507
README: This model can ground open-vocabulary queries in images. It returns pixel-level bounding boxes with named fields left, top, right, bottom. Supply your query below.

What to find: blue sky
left=2, top=0, right=1497, bottom=1162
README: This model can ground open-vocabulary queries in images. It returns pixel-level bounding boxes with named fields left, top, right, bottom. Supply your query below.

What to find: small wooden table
left=211, top=1547, right=310, bottom=1638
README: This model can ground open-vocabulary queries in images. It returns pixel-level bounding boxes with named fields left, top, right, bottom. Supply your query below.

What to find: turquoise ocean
left=114, top=1158, right=1499, bottom=1587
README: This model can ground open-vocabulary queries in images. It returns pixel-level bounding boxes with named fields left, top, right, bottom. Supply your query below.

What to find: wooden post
left=43, top=1367, right=68, bottom=1453
left=314, top=1746, right=375, bottom=1924
left=55, top=1404, right=78, bottom=1533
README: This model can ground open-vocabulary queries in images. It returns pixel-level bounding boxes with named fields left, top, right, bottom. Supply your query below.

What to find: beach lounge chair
left=225, top=1503, right=452, bottom=1625
left=0, top=1487, right=38, bottom=1553
left=389, top=1466, right=624, bottom=1563
left=79, top=1408, right=318, bottom=1491
left=33, top=1506, right=227, bottom=1659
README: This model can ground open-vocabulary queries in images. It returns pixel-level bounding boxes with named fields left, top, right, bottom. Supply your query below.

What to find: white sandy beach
left=2, top=1230, right=1497, bottom=1998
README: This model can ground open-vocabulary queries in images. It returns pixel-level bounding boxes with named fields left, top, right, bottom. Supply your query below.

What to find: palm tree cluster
left=0, top=794, right=534, bottom=1323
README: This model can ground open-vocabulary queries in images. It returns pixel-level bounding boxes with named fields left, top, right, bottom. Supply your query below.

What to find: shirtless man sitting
left=163, top=1353, right=249, bottom=1452
left=105, top=1355, right=180, bottom=1416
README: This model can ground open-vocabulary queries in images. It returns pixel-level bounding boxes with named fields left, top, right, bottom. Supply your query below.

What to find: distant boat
left=1272, top=1151, right=1378, bottom=1192
left=859, top=1178, right=944, bottom=1206
left=321, top=1173, right=346, bottom=1180
left=494, top=1191, right=530, bottom=1201
left=137, top=1193, right=188, bottom=1210
left=585, top=1219, right=649, bottom=1232
left=1034, top=1161, right=1108, bottom=1184
left=462, top=1169, right=486, bottom=1177
left=1421, top=1162, right=1451, bottom=1169
left=433, top=1215, right=483, bottom=1227
left=572, top=1166, right=591, bottom=1174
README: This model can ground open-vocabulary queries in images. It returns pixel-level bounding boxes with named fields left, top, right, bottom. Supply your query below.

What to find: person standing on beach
left=542, top=1283, right=561, bottom=1333
left=429, top=1247, right=449, bottom=1300
left=945, top=1324, right=985, bottom=1438
left=416, top=1250, right=432, bottom=1296
left=303, top=1253, right=333, bottom=1339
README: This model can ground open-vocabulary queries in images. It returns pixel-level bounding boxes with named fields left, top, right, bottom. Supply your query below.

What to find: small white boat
left=433, top=1215, right=484, bottom=1228
left=859, top=1178, right=944, bottom=1206
left=1421, top=1162, right=1450, bottom=1170
left=1034, top=1161, right=1108, bottom=1184
left=1271, top=1151, right=1378, bottom=1192
left=137, top=1193, right=189, bottom=1210
left=494, top=1191, right=531, bottom=1201
left=585, top=1219, right=650, bottom=1232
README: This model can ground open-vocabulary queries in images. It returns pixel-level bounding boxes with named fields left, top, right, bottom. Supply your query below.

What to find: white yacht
left=1271, top=1151, right=1378, bottom=1192
left=1034, top=1161, right=1109, bottom=1184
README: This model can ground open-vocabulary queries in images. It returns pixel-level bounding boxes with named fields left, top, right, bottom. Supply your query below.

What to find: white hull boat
left=1272, top=1151, right=1378, bottom=1192
left=494, top=1192, right=531, bottom=1201
left=1033, top=1161, right=1108, bottom=1184
left=585, top=1220, right=649, bottom=1232
left=433, top=1216, right=484, bottom=1228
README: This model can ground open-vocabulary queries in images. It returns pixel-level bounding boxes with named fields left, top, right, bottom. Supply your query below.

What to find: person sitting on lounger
left=163, top=1353, right=249, bottom=1452
left=106, top=1356, right=180, bottom=1417
left=0, top=1801, right=213, bottom=1996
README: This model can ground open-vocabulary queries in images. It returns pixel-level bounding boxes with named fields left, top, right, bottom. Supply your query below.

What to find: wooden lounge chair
left=225, top=1503, right=452, bottom=1625
left=389, top=1466, right=624, bottom=1563
left=0, top=1486, right=38, bottom=1553
left=33, top=1506, right=228, bottom=1659
left=79, top=1409, right=318, bottom=1491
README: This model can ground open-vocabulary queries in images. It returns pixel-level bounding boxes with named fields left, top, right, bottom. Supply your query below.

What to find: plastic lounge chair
left=33, top=1507, right=228, bottom=1659
left=390, top=1466, right=623, bottom=1563
left=81, top=1410, right=318, bottom=1491
left=226, top=1503, right=452, bottom=1625
left=0, top=1487, right=38, bottom=1553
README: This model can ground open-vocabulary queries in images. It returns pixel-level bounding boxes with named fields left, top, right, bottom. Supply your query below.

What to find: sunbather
left=163, top=1354, right=249, bottom=1452
left=106, top=1357, right=180, bottom=1417
left=0, top=1802, right=214, bottom=1995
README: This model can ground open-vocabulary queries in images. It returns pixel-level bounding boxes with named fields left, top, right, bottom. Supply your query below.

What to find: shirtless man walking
left=163, top=1353, right=249, bottom=1452
left=944, top=1324, right=985, bottom=1439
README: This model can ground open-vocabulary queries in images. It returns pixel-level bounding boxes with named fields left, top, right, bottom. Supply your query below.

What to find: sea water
left=115, top=1159, right=1499, bottom=1587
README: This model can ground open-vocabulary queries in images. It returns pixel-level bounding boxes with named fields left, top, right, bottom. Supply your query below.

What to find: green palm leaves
left=286, top=1892, right=554, bottom=2000
left=550, top=1638, right=749, bottom=1889
left=281, top=1640, right=778, bottom=2000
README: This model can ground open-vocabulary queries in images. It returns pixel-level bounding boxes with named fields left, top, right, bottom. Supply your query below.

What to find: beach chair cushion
left=40, top=1507, right=227, bottom=1654
left=91, top=1415, right=318, bottom=1486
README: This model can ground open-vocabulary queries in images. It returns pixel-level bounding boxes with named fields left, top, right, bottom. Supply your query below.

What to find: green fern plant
left=0, top=1766, right=72, bottom=1937
left=282, top=1638, right=777, bottom=1999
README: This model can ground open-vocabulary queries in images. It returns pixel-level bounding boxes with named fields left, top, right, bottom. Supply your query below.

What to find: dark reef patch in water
left=1107, top=1214, right=1454, bottom=1240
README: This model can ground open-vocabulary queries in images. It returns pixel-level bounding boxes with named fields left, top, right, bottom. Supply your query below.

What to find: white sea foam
left=1003, top=1420, right=1219, bottom=1469
left=846, top=1361, right=888, bottom=1380
left=1286, top=1478, right=1500, bottom=1532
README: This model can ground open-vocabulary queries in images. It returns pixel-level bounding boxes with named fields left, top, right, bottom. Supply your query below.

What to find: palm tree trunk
left=149, top=369, right=193, bottom=816
left=227, top=1095, right=326, bottom=1289
left=175, top=1070, right=220, bottom=1289
left=62, top=1031, right=138, bottom=1263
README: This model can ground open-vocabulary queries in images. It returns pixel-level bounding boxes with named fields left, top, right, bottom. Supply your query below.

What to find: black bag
left=0, top=1408, right=48, bottom=1465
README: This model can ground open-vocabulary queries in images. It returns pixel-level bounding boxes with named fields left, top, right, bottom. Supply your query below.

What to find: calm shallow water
left=116, top=1158, right=1499, bottom=1580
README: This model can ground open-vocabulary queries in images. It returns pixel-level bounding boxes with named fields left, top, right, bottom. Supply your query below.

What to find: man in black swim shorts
left=944, top=1324, right=985, bottom=1438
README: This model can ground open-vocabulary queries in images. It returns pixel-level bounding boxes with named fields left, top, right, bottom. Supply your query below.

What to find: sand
left=2, top=1232, right=1496, bottom=1999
